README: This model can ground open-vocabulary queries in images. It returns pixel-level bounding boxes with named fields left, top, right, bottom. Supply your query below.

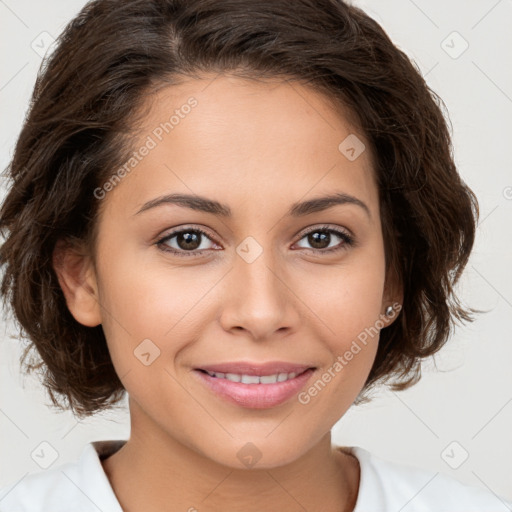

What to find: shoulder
left=344, top=445, right=512, bottom=512
left=0, top=441, right=124, bottom=512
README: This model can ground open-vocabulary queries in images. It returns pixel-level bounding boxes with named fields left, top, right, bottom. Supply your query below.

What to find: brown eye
left=295, top=226, right=354, bottom=253
left=306, top=230, right=331, bottom=249
left=156, top=227, right=220, bottom=257
left=174, top=231, right=202, bottom=251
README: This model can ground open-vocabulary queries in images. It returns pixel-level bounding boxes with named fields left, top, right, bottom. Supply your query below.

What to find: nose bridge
left=219, top=235, right=298, bottom=338
left=235, top=237, right=283, bottom=307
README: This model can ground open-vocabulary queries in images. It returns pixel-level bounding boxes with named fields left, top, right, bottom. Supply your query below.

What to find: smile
left=201, top=370, right=301, bottom=384
left=194, top=366, right=316, bottom=409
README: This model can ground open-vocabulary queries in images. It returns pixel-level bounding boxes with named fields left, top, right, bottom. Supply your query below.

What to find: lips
left=193, top=361, right=316, bottom=408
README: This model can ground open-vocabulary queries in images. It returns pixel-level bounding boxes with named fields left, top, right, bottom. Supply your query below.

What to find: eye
left=156, top=226, right=220, bottom=257
left=155, top=224, right=355, bottom=258
left=294, top=225, right=354, bottom=253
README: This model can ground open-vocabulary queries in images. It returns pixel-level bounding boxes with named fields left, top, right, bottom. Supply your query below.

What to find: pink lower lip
left=194, top=368, right=315, bottom=409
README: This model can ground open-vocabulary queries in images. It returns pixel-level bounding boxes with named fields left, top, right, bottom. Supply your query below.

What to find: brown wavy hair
left=0, top=0, right=478, bottom=418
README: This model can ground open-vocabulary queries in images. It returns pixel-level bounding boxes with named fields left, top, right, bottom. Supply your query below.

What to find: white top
left=0, top=440, right=510, bottom=511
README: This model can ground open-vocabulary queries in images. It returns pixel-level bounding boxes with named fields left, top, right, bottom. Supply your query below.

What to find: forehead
left=101, top=73, right=379, bottom=221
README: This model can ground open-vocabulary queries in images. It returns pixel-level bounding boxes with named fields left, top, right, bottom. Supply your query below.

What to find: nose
left=218, top=246, right=300, bottom=341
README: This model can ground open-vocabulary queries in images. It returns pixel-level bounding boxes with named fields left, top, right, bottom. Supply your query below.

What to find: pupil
left=309, top=231, right=330, bottom=249
left=178, top=231, right=201, bottom=250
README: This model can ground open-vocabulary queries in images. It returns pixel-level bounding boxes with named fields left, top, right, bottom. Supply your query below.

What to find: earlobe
left=382, top=302, right=402, bottom=327
left=52, top=239, right=102, bottom=327
left=381, top=264, right=404, bottom=327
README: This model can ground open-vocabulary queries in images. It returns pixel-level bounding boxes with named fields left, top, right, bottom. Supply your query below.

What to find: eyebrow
left=134, top=192, right=371, bottom=219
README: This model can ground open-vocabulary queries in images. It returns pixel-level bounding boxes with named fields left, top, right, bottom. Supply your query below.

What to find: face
left=65, top=74, right=399, bottom=469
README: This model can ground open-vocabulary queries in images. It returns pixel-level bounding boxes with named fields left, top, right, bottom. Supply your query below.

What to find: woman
left=0, top=0, right=510, bottom=510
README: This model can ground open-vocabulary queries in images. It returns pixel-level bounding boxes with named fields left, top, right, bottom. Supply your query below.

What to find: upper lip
left=196, top=361, right=315, bottom=376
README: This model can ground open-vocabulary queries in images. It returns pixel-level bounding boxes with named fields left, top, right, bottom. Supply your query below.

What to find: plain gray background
left=1, top=0, right=511, bottom=503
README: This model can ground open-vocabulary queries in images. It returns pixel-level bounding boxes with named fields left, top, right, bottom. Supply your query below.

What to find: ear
left=380, top=263, right=403, bottom=327
left=52, top=239, right=102, bottom=327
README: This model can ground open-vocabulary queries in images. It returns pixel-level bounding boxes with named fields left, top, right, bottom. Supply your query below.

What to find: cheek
left=295, top=254, right=386, bottom=346
left=95, top=243, right=222, bottom=369
left=291, top=250, right=385, bottom=404
left=295, top=264, right=384, bottom=428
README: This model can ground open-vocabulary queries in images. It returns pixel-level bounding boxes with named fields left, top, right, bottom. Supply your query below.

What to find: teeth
left=241, top=375, right=260, bottom=384
left=205, top=370, right=302, bottom=383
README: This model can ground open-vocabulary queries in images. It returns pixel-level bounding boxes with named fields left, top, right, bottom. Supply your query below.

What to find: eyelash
left=155, top=224, right=355, bottom=258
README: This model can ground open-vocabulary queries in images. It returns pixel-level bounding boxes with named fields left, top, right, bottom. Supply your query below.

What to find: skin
left=54, top=74, right=402, bottom=512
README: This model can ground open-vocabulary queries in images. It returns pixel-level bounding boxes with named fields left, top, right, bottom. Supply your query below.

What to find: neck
left=101, top=403, right=360, bottom=512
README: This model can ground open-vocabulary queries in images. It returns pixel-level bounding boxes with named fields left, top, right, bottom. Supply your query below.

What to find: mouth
left=196, top=368, right=310, bottom=384
left=193, top=362, right=316, bottom=409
